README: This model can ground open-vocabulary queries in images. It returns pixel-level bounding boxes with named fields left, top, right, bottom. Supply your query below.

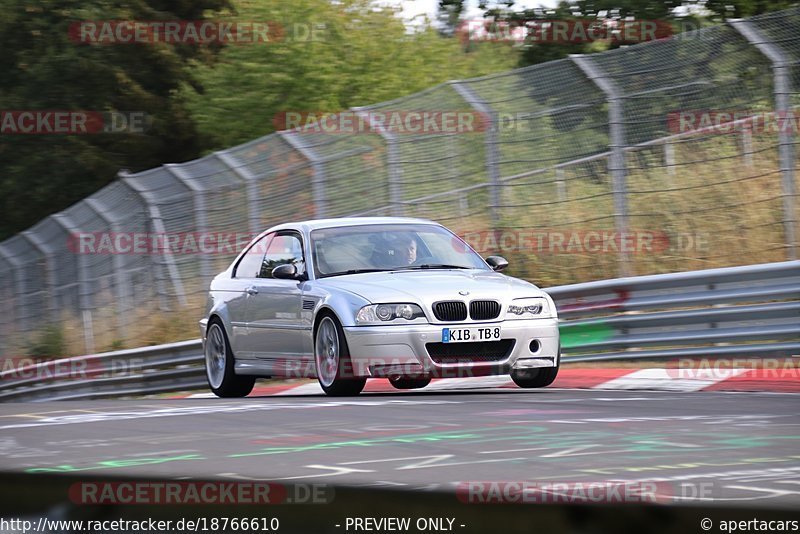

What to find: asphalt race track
left=1, top=388, right=799, bottom=509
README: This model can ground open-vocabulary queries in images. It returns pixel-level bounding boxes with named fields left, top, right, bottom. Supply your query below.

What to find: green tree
left=445, top=0, right=796, bottom=67
left=577, top=0, right=797, bottom=18
left=183, top=0, right=519, bottom=148
left=0, top=0, right=231, bottom=239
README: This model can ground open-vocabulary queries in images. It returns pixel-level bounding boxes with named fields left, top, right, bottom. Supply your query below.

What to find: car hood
left=316, top=269, right=545, bottom=304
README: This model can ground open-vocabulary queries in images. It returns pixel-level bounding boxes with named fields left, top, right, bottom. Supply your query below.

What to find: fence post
left=119, top=170, right=188, bottom=309
left=215, top=151, right=262, bottom=236
left=450, top=81, right=501, bottom=233
left=729, top=19, right=797, bottom=260
left=0, top=244, right=26, bottom=336
left=0, top=253, right=17, bottom=355
left=51, top=212, right=94, bottom=353
left=352, top=107, right=404, bottom=216
left=664, top=142, right=676, bottom=178
left=21, top=229, right=57, bottom=322
left=165, top=164, right=213, bottom=280
left=279, top=131, right=328, bottom=218
left=571, top=54, right=631, bottom=276
left=741, top=129, right=754, bottom=167
left=84, top=198, right=130, bottom=340
left=555, top=168, right=567, bottom=202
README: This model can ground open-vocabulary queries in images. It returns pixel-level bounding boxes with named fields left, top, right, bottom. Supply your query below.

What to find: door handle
left=246, top=286, right=259, bottom=295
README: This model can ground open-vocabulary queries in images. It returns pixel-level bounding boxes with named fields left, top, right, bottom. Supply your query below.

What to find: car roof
left=269, top=216, right=442, bottom=233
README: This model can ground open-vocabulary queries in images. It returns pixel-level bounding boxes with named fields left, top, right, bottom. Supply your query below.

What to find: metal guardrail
left=1, top=261, right=798, bottom=401
left=0, top=340, right=205, bottom=402
left=552, top=260, right=800, bottom=362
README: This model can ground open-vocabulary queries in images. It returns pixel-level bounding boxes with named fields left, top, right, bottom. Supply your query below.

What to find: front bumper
left=343, top=318, right=559, bottom=378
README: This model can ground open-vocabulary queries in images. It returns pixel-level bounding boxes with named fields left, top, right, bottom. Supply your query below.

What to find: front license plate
left=442, top=326, right=501, bottom=343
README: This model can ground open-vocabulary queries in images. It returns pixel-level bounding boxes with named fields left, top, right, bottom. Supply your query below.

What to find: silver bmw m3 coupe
left=200, top=217, right=560, bottom=397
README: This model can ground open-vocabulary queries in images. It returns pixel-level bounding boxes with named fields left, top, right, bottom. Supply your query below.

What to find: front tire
left=315, top=315, right=366, bottom=396
left=205, top=320, right=255, bottom=398
left=511, top=365, right=559, bottom=388
left=511, top=345, right=560, bottom=388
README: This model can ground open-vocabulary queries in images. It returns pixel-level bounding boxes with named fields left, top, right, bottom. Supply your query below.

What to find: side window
left=260, top=233, right=305, bottom=278
left=234, top=233, right=273, bottom=278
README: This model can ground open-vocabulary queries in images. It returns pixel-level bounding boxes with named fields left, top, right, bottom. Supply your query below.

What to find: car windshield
left=310, top=223, right=489, bottom=277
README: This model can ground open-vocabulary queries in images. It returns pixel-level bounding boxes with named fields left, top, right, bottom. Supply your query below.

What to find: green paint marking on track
left=229, top=431, right=480, bottom=458
left=25, top=453, right=205, bottom=473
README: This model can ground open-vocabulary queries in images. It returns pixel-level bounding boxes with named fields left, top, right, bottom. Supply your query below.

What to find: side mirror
left=272, top=263, right=305, bottom=280
left=485, top=256, right=509, bottom=272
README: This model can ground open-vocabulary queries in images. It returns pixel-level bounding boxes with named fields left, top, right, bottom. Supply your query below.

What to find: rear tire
left=389, top=376, right=431, bottom=390
left=314, top=314, right=366, bottom=396
left=205, top=320, right=256, bottom=398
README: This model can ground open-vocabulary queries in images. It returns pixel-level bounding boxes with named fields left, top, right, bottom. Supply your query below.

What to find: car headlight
left=355, top=303, right=427, bottom=325
left=505, top=297, right=550, bottom=319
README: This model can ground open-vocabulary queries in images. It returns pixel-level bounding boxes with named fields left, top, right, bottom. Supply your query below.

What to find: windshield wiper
left=398, top=264, right=472, bottom=270
left=319, top=268, right=389, bottom=278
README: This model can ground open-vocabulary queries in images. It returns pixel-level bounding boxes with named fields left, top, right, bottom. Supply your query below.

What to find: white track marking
left=273, top=465, right=374, bottom=479
left=423, top=376, right=514, bottom=391
left=595, top=368, right=749, bottom=392
left=274, top=382, right=325, bottom=396
left=0, top=399, right=459, bottom=430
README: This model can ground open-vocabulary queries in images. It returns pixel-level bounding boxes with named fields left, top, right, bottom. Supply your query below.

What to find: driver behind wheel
left=397, top=234, right=417, bottom=265
left=372, top=234, right=417, bottom=268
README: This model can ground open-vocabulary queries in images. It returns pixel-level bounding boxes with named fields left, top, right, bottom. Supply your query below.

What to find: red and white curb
left=179, top=367, right=800, bottom=398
